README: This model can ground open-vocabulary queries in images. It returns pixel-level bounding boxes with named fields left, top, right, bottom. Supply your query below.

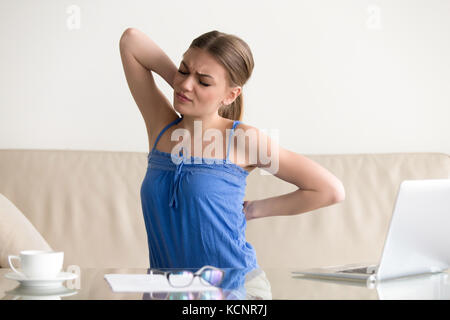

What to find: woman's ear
left=223, top=86, right=242, bottom=106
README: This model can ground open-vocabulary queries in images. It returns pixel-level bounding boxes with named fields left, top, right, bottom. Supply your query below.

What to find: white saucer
left=5, top=285, right=78, bottom=299
left=4, top=272, right=78, bottom=288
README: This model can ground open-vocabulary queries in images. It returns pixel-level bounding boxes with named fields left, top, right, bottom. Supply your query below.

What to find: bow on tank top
left=140, top=115, right=260, bottom=269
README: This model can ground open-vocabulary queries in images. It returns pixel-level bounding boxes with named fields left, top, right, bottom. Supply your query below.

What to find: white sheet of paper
left=104, top=274, right=220, bottom=293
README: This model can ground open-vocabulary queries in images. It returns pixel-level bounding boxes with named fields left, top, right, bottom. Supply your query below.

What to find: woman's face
left=173, top=47, right=240, bottom=117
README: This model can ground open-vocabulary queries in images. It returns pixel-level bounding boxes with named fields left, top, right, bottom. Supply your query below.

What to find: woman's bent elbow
left=329, top=182, right=346, bottom=204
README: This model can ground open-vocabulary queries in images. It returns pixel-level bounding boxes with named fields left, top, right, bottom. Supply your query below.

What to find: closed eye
left=178, top=70, right=211, bottom=87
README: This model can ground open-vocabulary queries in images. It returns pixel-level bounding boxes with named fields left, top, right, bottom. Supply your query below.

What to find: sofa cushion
left=0, top=149, right=149, bottom=269
left=0, top=193, right=53, bottom=268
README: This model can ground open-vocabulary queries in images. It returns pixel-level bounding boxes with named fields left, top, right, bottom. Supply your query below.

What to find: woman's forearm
left=247, top=188, right=341, bottom=220
left=119, top=28, right=177, bottom=88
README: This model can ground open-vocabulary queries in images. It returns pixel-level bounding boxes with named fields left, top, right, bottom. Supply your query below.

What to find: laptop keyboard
left=338, top=267, right=374, bottom=274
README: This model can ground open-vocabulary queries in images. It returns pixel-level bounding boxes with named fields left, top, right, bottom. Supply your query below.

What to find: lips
left=177, top=92, right=192, bottom=101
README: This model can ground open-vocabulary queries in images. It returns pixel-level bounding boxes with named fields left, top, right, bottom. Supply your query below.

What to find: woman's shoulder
left=231, top=121, right=278, bottom=156
left=229, top=121, right=264, bottom=152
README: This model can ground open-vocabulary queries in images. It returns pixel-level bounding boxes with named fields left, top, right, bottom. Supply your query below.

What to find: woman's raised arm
left=119, top=28, right=178, bottom=140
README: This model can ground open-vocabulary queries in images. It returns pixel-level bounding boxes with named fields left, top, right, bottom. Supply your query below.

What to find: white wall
left=1, top=0, right=449, bottom=154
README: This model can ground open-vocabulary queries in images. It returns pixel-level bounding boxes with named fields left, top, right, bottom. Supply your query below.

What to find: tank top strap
left=152, top=115, right=184, bottom=151
left=226, top=120, right=241, bottom=162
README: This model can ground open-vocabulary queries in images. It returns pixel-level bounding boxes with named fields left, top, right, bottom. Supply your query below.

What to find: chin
left=173, top=102, right=182, bottom=113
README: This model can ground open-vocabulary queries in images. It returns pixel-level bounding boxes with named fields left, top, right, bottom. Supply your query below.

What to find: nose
left=178, top=74, right=195, bottom=91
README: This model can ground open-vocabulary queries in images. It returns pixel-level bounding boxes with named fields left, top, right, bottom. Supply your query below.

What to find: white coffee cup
left=8, top=250, right=64, bottom=279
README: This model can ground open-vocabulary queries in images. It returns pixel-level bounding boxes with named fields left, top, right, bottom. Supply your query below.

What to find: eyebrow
left=181, top=61, right=214, bottom=79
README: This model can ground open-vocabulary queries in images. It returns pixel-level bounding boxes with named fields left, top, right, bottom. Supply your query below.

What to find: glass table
left=1, top=267, right=449, bottom=300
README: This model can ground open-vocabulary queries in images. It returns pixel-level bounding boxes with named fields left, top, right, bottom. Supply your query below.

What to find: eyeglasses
left=149, top=265, right=225, bottom=288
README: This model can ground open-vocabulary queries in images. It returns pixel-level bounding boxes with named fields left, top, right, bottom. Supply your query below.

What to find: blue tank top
left=140, top=115, right=259, bottom=269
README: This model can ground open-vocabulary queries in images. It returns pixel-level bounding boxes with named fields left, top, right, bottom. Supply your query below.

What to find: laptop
left=292, top=179, right=450, bottom=282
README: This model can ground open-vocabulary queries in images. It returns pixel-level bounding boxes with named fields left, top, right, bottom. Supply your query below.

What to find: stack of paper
left=104, top=274, right=220, bottom=293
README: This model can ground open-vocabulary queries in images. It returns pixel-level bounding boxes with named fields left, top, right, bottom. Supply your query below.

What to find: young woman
left=119, top=28, right=345, bottom=270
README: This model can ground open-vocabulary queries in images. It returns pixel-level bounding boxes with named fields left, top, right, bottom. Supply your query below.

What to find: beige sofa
left=0, top=149, right=448, bottom=271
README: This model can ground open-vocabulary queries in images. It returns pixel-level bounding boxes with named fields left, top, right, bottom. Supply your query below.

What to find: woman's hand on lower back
left=243, top=200, right=256, bottom=221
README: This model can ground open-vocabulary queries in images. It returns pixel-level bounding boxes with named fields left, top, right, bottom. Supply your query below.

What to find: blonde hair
left=186, top=30, right=254, bottom=121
